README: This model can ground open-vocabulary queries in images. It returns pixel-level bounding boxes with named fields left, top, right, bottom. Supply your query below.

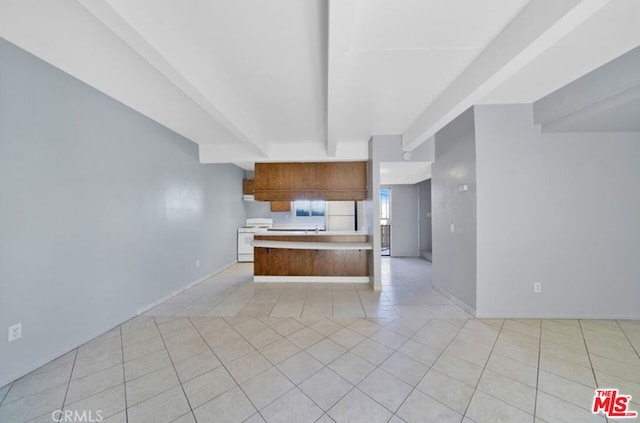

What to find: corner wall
left=431, top=108, right=477, bottom=311
left=390, top=185, right=420, bottom=257
left=475, top=104, right=640, bottom=318
left=0, top=38, right=246, bottom=386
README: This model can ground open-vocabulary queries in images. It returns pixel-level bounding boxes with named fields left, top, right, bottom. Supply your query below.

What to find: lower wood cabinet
left=254, top=248, right=369, bottom=276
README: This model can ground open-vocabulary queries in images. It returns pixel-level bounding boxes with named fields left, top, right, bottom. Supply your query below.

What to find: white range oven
left=237, top=218, right=273, bottom=262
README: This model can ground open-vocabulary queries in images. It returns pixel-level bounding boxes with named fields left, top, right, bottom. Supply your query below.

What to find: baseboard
left=474, top=312, right=640, bottom=320
left=136, top=260, right=236, bottom=315
left=432, top=283, right=477, bottom=317
left=420, top=250, right=432, bottom=262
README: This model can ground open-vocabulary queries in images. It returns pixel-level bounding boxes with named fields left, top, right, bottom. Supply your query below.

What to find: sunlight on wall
left=164, top=184, right=203, bottom=220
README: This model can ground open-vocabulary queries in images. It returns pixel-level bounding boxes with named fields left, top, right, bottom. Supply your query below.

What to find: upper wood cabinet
left=254, top=162, right=367, bottom=201
left=242, top=179, right=255, bottom=195
left=270, top=201, right=291, bottom=212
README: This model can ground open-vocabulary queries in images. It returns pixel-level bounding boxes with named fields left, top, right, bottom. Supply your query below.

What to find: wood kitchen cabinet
left=253, top=248, right=369, bottom=276
left=242, top=179, right=255, bottom=195
left=270, top=201, right=291, bottom=212
left=254, top=162, right=367, bottom=201
left=253, top=234, right=370, bottom=277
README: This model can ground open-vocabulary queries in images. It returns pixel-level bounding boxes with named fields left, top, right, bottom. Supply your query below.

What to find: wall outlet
left=450, top=223, right=455, bottom=233
left=8, top=323, right=22, bottom=342
left=534, top=282, right=542, bottom=293
left=196, top=259, right=200, bottom=268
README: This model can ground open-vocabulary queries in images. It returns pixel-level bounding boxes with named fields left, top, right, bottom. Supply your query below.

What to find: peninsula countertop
left=259, top=230, right=368, bottom=236
left=252, top=239, right=372, bottom=250
left=253, top=230, right=371, bottom=250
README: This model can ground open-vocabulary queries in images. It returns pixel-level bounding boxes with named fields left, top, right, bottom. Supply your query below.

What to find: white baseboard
left=432, top=283, right=477, bottom=317
left=254, top=276, right=370, bottom=283
left=136, top=260, right=236, bottom=315
left=474, top=312, right=640, bottom=320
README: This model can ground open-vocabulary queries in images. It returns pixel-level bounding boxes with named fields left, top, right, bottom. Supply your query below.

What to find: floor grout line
left=189, top=316, right=276, bottom=422
left=533, top=319, right=543, bottom=421
left=290, top=318, right=395, bottom=417
left=616, top=319, right=640, bottom=360
left=118, top=326, right=130, bottom=423
left=0, top=382, right=13, bottom=407
left=460, top=319, right=508, bottom=419
left=579, top=320, right=614, bottom=423
left=578, top=320, right=602, bottom=390
left=391, top=318, right=469, bottom=420
left=152, top=318, right=198, bottom=421
left=59, top=348, right=79, bottom=410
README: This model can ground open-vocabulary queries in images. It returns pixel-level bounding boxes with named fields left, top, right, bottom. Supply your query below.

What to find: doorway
left=380, top=188, right=390, bottom=256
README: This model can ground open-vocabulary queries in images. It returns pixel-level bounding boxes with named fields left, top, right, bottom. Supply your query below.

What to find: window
left=380, top=188, right=390, bottom=225
left=294, top=200, right=325, bottom=217
left=380, top=188, right=391, bottom=256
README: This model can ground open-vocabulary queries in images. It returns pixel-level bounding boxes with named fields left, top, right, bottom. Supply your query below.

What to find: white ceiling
left=1, top=0, right=639, bottom=177
left=380, top=162, right=432, bottom=186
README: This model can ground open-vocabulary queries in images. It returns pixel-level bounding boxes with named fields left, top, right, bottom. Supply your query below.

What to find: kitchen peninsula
left=250, top=161, right=371, bottom=283
left=252, top=230, right=372, bottom=283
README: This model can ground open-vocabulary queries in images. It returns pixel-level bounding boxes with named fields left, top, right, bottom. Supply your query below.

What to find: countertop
left=258, top=230, right=367, bottom=236
left=252, top=239, right=372, bottom=250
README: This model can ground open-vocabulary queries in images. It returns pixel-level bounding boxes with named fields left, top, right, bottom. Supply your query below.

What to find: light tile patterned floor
left=1, top=258, right=639, bottom=422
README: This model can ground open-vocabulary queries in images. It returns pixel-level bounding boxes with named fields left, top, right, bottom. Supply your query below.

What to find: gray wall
left=475, top=104, right=640, bottom=318
left=389, top=185, right=420, bottom=257
left=418, top=179, right=432, bottom=252
left=432, top=108, right=477, bottom=311
left=0, top=38, right=246, bottom=386
left=244, top=200, right=273, bottom=218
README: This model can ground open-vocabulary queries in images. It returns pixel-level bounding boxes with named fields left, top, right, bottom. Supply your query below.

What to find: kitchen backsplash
left=244, top=200, right=357, bottom=230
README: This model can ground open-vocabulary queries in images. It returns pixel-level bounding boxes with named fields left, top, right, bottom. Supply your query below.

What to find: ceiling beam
left=533, top=45, right=640, bottom=130
left=76, top=0, right=269, bottom=157
left=199, top=140, right=368, bottom=165
left=402, top=0, right=612, bottom=151
left=326, top=0, right=357, bottom=157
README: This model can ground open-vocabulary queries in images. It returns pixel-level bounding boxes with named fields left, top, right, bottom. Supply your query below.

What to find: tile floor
left=0, top=258, right=639, bottom=423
